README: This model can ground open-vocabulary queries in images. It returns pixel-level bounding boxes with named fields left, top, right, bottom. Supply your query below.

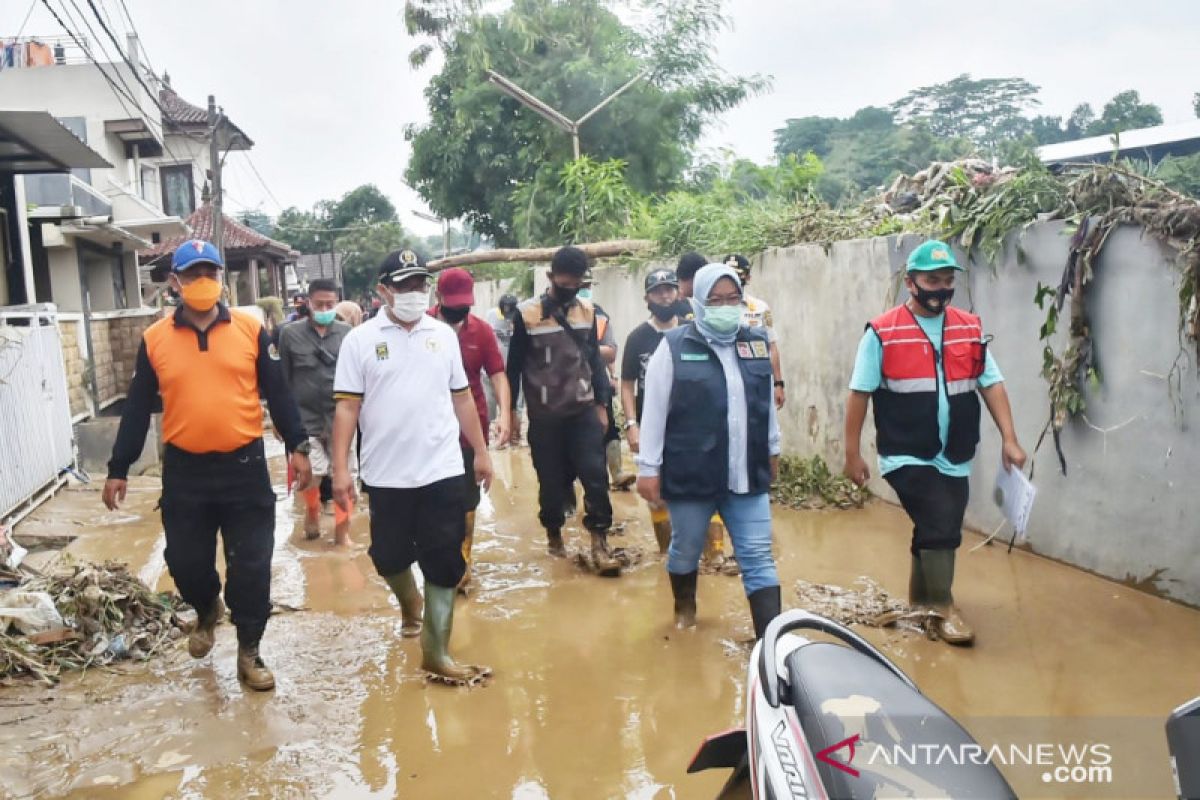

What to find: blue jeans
left=666, top=492, right=778, bottom=595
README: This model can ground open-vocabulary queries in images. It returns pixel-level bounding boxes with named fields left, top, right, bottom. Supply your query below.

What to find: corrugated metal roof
left=1038, top=120, right=1200, bottom=164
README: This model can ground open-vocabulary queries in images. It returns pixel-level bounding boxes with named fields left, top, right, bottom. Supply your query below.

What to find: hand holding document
left=994, top=459, right=1037, bottom=545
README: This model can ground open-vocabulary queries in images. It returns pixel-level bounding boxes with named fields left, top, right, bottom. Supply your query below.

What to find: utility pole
left=207, top=95, right=224, bottom=265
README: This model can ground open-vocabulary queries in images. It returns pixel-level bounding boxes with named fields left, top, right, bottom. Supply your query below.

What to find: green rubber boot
left=917, top=549, right=975, bottom=645
left=420, top=583, right=491, bottom=685
left=384, top=568, right=424, bottom=638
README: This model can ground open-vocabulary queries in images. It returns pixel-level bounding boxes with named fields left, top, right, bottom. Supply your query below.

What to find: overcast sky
left=4, top=0, right=1197, bottom=236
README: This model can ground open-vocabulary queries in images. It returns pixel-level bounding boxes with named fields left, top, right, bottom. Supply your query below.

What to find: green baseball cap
left=906, top=239, right=962, bottom=272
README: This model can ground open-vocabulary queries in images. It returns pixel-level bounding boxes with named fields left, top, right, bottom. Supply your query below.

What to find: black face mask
left=912, top=285, right=954, bottom=314
left=441, top=305, right=470, bottom=324
left=551, top=284, right=579, bottom=305
left=648, top=302, right=676, bottom=322
left=295, top=305, right=310, bottom=317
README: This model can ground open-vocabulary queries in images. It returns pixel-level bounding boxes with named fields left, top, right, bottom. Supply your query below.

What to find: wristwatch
left=774, top=380, right=786, bottom=388
left=293, top=441, right=311, bottom=455
left=624, top=420, right=639, bottom=430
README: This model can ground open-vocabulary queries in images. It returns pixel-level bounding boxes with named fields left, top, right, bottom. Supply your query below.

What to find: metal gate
left=0, top=305, right=74, bottom=522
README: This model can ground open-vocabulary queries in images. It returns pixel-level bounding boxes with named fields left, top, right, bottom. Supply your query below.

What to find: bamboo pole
left=427, top=239, right=653, bottom=272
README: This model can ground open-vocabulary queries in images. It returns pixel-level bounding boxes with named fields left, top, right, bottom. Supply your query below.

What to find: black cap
left=724, top=254, right=751, bottom=275
left=644, top=268, right=679, bottom=293
left=378, top=249, right=429, bottom=285
left=499, top=293, right=518, bottom=308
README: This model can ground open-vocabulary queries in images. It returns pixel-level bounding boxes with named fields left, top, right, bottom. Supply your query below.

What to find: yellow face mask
left=178, top=276, right=222, bottom=312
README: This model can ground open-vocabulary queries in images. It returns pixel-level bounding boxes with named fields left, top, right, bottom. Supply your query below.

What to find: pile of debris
left=794, top=577, right=942, bottom=637
left=771, top=455, right=869, bottom=511
left=0, top=541, right=186, bottom=684
left=879, top=158, right=1018, bottom=216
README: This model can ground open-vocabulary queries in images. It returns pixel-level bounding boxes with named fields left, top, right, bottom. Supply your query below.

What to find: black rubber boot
left=546, top=529, right=565, bottom=557
left=747, top=585, right=782, bottom=639
left=668, top=571, right=698, bottom=628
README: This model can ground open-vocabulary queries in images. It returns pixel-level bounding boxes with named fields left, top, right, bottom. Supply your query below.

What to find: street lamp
left=412, top=209, right=450, bottom=258
left=485, top=69, right=649, bottom=160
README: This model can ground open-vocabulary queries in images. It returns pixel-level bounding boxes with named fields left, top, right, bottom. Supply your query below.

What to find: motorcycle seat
left=785, top=641, right=1015, bottom=799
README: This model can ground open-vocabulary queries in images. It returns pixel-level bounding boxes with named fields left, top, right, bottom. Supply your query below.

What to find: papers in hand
left=993, top=460, right=1037, bottom=543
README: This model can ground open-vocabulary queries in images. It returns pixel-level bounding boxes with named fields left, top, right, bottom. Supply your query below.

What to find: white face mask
left=390, top=290, right=428, bottom=323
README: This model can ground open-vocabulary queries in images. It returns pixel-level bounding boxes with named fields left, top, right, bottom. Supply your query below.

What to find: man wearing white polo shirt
left=330, top=249, right=493, bottom=686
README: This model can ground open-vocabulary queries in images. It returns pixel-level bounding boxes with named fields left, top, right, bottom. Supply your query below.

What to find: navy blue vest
left=661, top=324, right=773, bottom=501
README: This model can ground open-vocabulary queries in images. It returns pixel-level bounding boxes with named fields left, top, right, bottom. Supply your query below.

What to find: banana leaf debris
left=0, top=550, right=187, bottom=685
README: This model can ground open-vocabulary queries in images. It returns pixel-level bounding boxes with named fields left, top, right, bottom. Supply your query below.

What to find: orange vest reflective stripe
left=868, top=304, right=986, bottom=463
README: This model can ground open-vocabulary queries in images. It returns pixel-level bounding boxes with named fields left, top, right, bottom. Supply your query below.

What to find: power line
left=15, top=0, right=38, bottom=40
left=40, top=0, right=142, bottom=122
left=241, top=152, right=285, bottom=213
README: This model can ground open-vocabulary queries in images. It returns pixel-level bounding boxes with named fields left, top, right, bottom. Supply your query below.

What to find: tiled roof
left=140, top=202, right=299, bottom=263
left=159, top=86, right=253, bottom=145
left=297, top=252, right=344, bottom=285
left=159, top=87, right=207, bottom=126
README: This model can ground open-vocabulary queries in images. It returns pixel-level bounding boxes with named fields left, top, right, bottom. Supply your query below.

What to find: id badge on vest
left=737, top=341, right=769, bottom=360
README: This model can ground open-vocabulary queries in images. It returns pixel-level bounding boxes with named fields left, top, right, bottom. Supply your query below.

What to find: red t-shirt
left=429, top=306, right=505, bottom=444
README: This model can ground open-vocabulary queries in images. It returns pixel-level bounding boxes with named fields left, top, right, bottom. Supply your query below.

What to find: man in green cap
left=842, top=239, right=1026, bottom=645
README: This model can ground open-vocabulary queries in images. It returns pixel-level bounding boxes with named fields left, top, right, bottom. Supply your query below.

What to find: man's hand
left=332, top=469, right=357, bottom=512
left=495, top=410, right=512, bottom=450
left=290, top=452, right=313, bottom=492
left=774, top=384, right=786, bottom=410
left=770, top=455, right=780, bottom=483
left=1002, top=439, right=1028, bottom=472
left=473, top=449, right=494, bottom=491
left=844, top=452, right=871, bottom=486
left=636, top=475, right=662, bottom=506
left=102, top=479, right=127, bottom=511
left=596, top=404, right=609, bottom=431
left=626, top=424, right=640, bottom=454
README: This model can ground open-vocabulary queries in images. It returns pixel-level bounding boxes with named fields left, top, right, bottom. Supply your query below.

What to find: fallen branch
left=427, top=239, right=653, bottom=271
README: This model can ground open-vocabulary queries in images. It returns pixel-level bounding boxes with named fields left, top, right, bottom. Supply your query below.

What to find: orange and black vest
left=518, top=295, right=599, bottom=418
left=868, top=304, right=987, bottom=463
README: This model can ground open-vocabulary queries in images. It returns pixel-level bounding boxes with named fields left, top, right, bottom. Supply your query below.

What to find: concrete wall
left=589, top=224, right=1200, bottom=605
left=59, top=309, right=159, bottom=418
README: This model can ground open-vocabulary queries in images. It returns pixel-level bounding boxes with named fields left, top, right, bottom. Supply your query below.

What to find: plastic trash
left=0, top=591, right=64, bottom=635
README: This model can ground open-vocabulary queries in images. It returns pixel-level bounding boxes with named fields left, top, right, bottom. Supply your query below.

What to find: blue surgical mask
left=702, top=305, right=741, bottom=335
left=578, top=288, right=592, bottom=300
left=312, top=309, right=337, bottom=326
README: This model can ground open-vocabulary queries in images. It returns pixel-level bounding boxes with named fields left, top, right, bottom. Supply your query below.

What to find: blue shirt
left=849, top=311, right=1003, bottom=478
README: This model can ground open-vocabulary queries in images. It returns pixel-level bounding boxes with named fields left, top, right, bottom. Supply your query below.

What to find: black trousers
left=365, top=476, right=466, bottom=588
left=160, top=440, right=276, bottom=647
left=528, top=409, right=612, bottom=534
left=884, top=465, right=970, bottom=554
left=461, top=443, right=481, bottom=512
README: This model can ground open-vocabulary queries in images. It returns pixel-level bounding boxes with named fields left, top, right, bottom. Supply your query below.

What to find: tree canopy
left=403, top=0, right=766, bottom=245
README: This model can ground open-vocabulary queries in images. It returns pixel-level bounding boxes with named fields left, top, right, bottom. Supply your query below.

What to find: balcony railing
left=24, top=173, right=112, bottom=217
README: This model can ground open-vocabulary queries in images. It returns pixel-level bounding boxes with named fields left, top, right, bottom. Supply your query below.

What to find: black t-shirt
left=621, top=321, right=669, bottom=423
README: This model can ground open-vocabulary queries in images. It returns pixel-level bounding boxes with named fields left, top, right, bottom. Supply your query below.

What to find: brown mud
left=1, top=447, right=1197, bottom=798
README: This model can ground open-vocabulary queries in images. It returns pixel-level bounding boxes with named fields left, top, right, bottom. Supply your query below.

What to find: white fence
left=0, top=305, right=75, bottom=523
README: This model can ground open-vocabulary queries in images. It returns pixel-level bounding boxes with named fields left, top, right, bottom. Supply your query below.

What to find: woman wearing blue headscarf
left=636, top=263, right=783, bottom=638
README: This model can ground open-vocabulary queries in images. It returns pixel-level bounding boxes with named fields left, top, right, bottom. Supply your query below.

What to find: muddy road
left=1, top=447, right=1197, bottom=798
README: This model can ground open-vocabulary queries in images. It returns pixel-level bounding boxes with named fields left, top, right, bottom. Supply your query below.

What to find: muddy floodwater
left=2, top=447, right=1198, bottom=798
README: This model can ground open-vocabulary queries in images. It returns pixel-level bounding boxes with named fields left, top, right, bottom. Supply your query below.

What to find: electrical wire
left=241, top=152, right=285, bottom=213
left=15, top=0, right=38, bottom=40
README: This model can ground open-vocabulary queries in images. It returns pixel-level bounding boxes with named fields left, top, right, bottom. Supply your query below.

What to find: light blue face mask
left=578, top=288, right=592, bottom=300
left=702, top=305, right=741, bottom=334
left=312, top=309, right=337, bottom=326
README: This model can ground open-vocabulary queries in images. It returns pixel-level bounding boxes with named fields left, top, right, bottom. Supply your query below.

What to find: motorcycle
left=689, top=609, right=1013, bottom=798
left=690, top=609, right=1200, bottom=799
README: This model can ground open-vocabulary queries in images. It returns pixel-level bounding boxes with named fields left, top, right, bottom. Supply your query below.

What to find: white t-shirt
left=334, top=311, right=469, bottom=489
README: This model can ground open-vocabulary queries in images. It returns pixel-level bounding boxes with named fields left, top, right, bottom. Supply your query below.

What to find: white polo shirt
left=334, top=311, right=469, bottom=489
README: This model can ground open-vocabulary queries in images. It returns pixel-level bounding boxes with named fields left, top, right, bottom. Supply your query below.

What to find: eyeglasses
left=705, top=292, right=743, bottom=307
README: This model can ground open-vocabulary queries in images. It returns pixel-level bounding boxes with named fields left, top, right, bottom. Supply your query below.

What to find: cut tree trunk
left=427, top=239, right=653, bottom=272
